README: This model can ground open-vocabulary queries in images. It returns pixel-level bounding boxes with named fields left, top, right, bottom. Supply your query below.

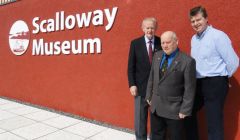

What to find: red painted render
left=0, top=0, right=239, bottom=139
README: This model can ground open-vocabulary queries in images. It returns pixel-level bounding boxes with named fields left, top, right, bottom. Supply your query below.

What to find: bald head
left=161, top=31, right=178, bottom=55
left=161, top=31, right=178, bottom=41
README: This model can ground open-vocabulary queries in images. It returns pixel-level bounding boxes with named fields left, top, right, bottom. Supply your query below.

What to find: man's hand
left=146, top=99, right=151, bottom=106
left=130, top=86, right=138, bottom=96
left=179, top=113, right=186, bottom=119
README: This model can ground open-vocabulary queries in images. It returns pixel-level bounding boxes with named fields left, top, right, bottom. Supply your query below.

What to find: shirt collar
left=163, top=48, right=179, bottom=59
left=196, top=25, right=211, bottom=39
left=144, top=35, right=155, bottom=44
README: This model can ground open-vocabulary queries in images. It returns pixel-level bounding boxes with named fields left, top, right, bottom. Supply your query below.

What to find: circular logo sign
left=9, top=20, right=30, bottom=55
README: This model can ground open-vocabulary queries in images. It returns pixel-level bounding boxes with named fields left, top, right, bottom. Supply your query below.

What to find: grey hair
left=141, top=17, right=158, bottom=29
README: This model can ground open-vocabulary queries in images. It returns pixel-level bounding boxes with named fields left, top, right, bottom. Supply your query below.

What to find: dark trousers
left=150, top=112, right=184, bottom=140
left=134, top=96, right=149, bottom=140
left=184, top=76, right=228, bottom=140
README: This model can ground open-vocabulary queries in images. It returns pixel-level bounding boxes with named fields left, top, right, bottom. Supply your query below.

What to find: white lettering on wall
left=31, top=7, right=117, bottom=56
left=32, top=7, right=118, bottom=34
left=32, top=38, right=101, bottom=55
left=105, top=7, right=118, bottom=31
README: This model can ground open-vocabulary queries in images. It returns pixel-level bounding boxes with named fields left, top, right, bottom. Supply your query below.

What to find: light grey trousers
left=134, top=96, right=149, bottom=140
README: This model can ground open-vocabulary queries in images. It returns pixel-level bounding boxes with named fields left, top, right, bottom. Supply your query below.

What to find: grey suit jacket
left=146, top=50, right=196, bottom=120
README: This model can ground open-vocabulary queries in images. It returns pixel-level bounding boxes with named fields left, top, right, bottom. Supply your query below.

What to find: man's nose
left=193, top=21, right=198, bottom=26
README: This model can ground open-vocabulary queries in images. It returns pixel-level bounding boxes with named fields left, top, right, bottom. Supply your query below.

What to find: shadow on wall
left=197, top=76, right=240, bottom=140
left=224, top=76, right=240, bottom=140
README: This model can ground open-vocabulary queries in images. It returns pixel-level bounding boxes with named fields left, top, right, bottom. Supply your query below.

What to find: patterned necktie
left=148, top=40, right=153, bottom=64
left=159, top=55, right=169, bottom=79
left=161, top=55, right=169, bottom=74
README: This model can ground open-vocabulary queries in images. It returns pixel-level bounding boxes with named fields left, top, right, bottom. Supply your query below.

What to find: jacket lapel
left=156, top=52, right=163, bottom=83
left=140, top=36, right=151, bottom=65
left=153, top=36, right=161, bottom=53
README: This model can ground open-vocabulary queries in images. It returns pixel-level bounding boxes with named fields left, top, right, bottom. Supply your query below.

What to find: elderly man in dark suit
left=128, top=17, right=161, bottom=140
left=146, top=31, right=196, bottom=140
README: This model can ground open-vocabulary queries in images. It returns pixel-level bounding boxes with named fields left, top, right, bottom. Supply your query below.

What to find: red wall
left=0, top=0, right=239, bottom=139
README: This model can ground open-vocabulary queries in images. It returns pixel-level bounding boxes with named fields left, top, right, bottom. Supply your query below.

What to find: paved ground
left=0, top=97, right=135, bottom=140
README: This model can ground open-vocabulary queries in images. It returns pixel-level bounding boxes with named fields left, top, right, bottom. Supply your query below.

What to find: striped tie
left=148, top=40, right=153, bottom=64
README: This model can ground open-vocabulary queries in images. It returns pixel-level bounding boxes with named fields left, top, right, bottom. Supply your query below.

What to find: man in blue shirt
left=184, top=6, right=239, bottom=140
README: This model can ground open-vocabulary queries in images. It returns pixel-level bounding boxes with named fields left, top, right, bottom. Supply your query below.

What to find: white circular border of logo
left=9, top=20, right=30, bottom=56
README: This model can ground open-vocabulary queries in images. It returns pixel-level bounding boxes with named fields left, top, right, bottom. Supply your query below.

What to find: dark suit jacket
left=146, top=50, right=196, bottom=120
left=128, top=35, right=161, bottom=97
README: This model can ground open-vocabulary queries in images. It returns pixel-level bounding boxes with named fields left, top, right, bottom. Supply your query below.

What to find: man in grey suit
left=146, top=31, right=196, bottom=140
